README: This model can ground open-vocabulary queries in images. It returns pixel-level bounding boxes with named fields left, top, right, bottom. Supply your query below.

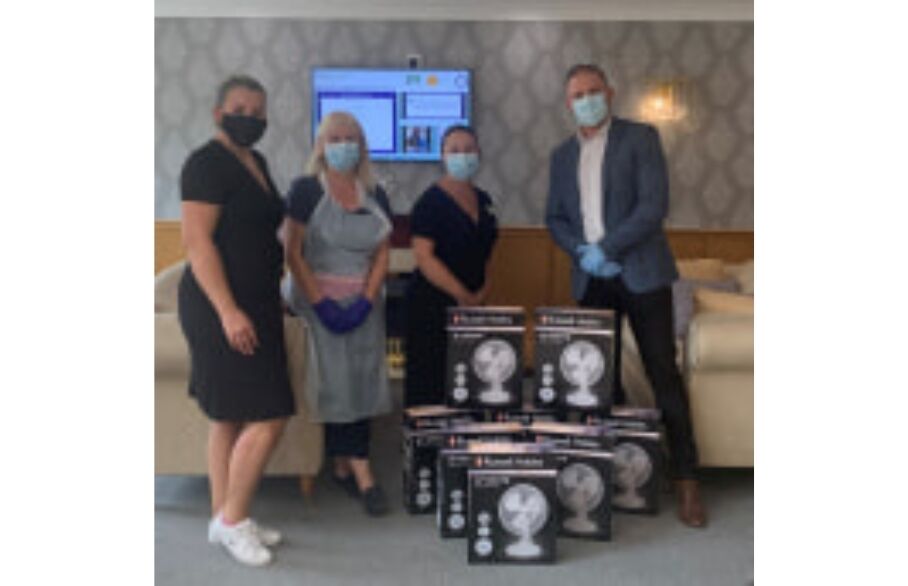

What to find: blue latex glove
left=593, top=260, right=622, bottom=278
left=576, top=243, right=622, bottom=278
left=340, top=296, right=373, bottom=331
left=313, top=298, right=349, bottom=334
left=576, top=243, right=606, bottom=275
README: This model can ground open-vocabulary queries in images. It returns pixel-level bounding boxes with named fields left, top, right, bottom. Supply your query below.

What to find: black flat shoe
left=331, top=473, right=359, bottom=498
left=362, top=485, right=389, bottom=517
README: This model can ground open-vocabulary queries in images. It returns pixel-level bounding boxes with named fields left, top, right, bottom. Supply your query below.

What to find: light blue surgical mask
left=444, top=152, right=480, bottom=181
left=571, top=92, right=608, bottom=128
left=324, top=141, right=360, bottom=172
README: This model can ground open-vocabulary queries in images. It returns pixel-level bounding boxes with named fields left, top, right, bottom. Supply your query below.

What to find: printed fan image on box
left=446, top=307, right=524, bottom=410
left=534, top=308, right=616, bottom=411
left=436, top=436, right=550, bottom=539
left=468, top=469, right=558, bottom=564
left=608, top=428, right=663, bottom=515
left=559, top=462, right=604, bottom=533
left=500, top=483, right=550, bottom=558
left=613, top=442, right=653, bottom=510
left=553, top=449, right=613, bottom=540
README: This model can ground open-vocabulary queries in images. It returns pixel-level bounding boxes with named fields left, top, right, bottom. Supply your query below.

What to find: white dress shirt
left=577, top=121, right=610, bottom=244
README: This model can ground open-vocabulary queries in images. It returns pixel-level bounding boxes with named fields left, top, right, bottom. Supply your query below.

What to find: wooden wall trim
left=154, top=220, right=754, bottom=274
left=156, top=220, right=752, bottom=274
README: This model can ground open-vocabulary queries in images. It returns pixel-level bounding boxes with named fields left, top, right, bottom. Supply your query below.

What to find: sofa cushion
left=676, top=258, right=727, bottom=281
left=724, top=259, right=754, bottom=295
left=686, top=312, right=754, bottom=370
left=672, top=277, right=739, bottom=338
left=155, top=261, right=186, bottom=313
left=694, top=288, right=754, bottom=315
left=155, top=314, right=190, bottom=378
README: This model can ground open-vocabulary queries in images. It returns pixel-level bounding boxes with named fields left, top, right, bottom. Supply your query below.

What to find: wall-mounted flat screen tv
left=311, top=68, right=472, bottom=162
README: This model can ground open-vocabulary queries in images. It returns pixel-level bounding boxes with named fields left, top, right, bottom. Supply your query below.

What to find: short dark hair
left=565, top=63, right=609, bottom=87
left=440, top=124, right=480, bottom=153
left=215, top=74, right=266, bottom=108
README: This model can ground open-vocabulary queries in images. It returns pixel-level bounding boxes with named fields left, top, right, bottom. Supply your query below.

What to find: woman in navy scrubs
left=404, top=126, right=499, bottom=407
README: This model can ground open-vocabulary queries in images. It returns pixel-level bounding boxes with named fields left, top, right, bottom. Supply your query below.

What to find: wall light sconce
left=640, top=79, right=689, bottom=123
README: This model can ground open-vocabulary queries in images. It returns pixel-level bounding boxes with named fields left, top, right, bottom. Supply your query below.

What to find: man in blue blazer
left=546, top=64, right=706, bottom=527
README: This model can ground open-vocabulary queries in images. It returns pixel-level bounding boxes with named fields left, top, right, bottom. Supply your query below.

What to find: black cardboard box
left=468, top=468, right=559, bottom=564
left=401, top=428, right=448, bottom=514
left=533, top=308, right=616, bottom=412
left=403, top=405, right=484, bottom=431
left=528, top=421, right=613, bottom=451
left=443, top=422, right=526, bottom=448
left=487, top=405, right=561, bottom=426
left=446, top=307, right=525, bottom=410
left=434, top=422, right=526, bottom=537
left=583, top=406, right=662, bottom=432
left=551, top=448, right=613, bottom=540
left=437, top=441, right=556, bottom=539
left=608, top=428, right=663, bottom=515
left=402, top=421, right=520, bottom=514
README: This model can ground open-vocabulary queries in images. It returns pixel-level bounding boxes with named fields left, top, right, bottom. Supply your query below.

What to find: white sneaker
left=248, top=520, right=282, bottom=547
left=216, top=518, right=272, bottom=567
left=209, top=515, right=282, bottom=547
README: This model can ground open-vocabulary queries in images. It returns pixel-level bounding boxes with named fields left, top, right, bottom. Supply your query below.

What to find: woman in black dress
left=178, top=75, right=293, bottom=567
left=404, top=126, right=499, bottom=407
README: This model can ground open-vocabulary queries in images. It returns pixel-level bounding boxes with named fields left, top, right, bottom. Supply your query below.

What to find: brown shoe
left=675, top=479, right=707, bottom=528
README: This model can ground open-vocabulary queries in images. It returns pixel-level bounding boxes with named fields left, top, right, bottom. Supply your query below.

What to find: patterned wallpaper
left=155, top=19, right=753, bottom=228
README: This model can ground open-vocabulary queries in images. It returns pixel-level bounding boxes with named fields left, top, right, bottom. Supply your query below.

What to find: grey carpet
left=156, top=386, right=753, bottom=586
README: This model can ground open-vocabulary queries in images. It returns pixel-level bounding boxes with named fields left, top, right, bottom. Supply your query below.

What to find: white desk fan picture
left=613, top=443, right=652, bottom=509
left=472, top=338, right=516, bottom=405
left=498, top=483, right=549, bottom=558
left=556, top=462, right=605, bottom=533
left=559, top=340, right=605, bottom=407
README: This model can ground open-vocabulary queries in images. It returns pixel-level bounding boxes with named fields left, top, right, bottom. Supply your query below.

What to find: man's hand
left=593, top=260, right=622, bottom=278
left=576, top=243, right=605, bottom=274
left=576, top=243, right=622, bottom=278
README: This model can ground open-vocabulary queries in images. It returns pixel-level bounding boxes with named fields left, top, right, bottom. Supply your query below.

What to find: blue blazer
left=545, top=117, right=679, bottom=299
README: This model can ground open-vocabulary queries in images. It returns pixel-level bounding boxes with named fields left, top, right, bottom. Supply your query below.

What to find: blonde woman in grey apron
left=283, top=111, right=393, bottom=516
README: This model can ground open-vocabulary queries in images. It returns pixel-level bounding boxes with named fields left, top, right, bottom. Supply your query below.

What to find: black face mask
left=220, top=113, right=267, bottom=147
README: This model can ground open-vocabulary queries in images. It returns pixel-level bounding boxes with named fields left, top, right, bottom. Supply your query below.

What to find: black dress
left=177, top=140, right=296, bottom=422
left=404, top=184, right=498, bottom=407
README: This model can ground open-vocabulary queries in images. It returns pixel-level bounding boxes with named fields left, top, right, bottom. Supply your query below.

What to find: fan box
left=468, top=468, right=559, bottom=565
left=443, top=422, right=526, bottom=448
left=403, top=405, right=484, bottom=431
left=487, top=405, right=561, bottom=426
left=584, top=406, right=662, bottom=432
left=437, top=442, right=557, bottom=539
left=551, top=449, right=613, bottom=540
left=608, top=428, right=663, bottom=515
left=401, top=428, right=449, bottom=514
left=403, top=422, right=523, bottom=515
left=533, top=307, right=616, bottom=412
left=446, top=307, right=525, bottom=410
left=528, top=422, right=613, bottom=451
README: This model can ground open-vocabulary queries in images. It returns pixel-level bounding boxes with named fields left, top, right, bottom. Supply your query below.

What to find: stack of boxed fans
left=402, top=307, right=665, bottom=565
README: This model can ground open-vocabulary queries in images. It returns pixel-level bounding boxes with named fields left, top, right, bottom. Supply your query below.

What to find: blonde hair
left=306, top=111, right=376, bottom=190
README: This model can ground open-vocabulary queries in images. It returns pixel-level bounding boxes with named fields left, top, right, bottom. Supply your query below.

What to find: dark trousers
left=581, top=277, right=699, bottom=479
left=324, top=419, right=371, bottom=459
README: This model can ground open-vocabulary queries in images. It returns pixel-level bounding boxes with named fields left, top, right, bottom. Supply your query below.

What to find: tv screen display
left=311, top=68, right=472, bottom=162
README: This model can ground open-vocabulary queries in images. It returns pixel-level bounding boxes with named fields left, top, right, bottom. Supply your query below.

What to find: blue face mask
left=571, top=92, right=608, bottom=128
left=444, top=152, right=480, bottom=181
left=324, top=141, right=360, bottom=172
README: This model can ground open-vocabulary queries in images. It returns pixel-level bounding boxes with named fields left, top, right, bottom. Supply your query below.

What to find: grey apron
left=283, top=177, right=392, bottom=423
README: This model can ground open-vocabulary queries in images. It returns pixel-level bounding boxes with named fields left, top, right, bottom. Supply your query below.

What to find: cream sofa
left=622, top=258, right=754, bottom=468
left=154, top=261, right=324, bottom=494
